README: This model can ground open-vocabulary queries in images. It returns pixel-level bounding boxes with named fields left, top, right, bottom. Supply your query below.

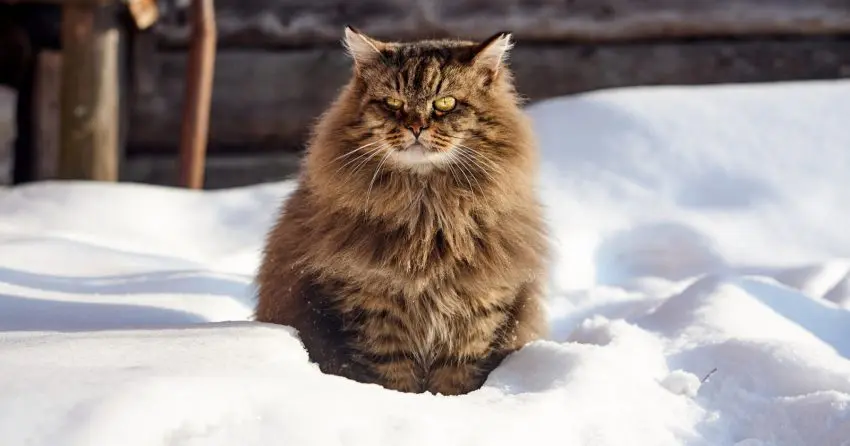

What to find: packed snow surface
left=2, top=80, right=850, bottom=446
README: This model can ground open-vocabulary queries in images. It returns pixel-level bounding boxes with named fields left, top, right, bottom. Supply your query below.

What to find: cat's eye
left=384, top=97, right=403, bottom=110
left=433, top=96, right=457, bottom=112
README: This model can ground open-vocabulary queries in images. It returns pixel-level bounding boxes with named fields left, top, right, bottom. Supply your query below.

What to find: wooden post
left=178, top=0, right=216, bottom=189
left=33, top=50, right=62, bottom=179
left=57, top=1, right=120, bottom=181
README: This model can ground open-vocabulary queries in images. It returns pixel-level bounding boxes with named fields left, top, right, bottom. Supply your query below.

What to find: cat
left=255, top=26, right=549, bottom=396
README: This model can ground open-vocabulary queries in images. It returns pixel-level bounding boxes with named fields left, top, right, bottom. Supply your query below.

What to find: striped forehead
left=394, top=57, right=445, bottom=96
left=374, top=44, right=473, bottom=94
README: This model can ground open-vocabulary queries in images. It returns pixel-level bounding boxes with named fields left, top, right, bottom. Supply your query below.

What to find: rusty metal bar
left=178, top=0, right=216, bottom=189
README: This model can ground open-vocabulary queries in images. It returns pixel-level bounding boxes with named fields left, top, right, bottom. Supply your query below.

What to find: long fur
left=255, top=28, right=549, bottom=395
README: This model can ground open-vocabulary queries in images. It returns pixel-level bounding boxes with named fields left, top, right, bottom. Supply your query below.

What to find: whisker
left=427, top=133, right=498, bottom=190
left=454, top=151, right=497, bottom=199
left=442, top=144, right=475, bottom=192
left=332, top=139, right=387, bottom=172
left=454, top=145, right=500, bottom=184
left=327, top=139, right=385, bottom=171
left=365, top=150, right=394, bottom=212
left=351, top=144, right=392, bottom=178
left=450, top=147, right=486, bottom=198
left=429, top=142, right=468, bottom=199
left=451, top=144, right=483, bottom=171
left=444, top=158, right=462, bottom=189
left=336, top=143, right=389, bottom=177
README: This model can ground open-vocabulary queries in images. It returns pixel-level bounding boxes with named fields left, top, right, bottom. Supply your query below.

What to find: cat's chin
left=392, top=143, right=452, bottom=173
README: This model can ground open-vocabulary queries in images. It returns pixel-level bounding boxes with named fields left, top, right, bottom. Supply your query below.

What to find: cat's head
left=315, top=27, right=531, bottom=177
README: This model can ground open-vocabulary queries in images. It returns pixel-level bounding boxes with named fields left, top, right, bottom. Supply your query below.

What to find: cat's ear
left=471, top=31, right=513, bottom=74
left=343, top=26, right=387, bottom=66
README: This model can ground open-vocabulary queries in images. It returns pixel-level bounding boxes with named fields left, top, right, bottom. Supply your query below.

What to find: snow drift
left=1, top=79, right=849, bottom=446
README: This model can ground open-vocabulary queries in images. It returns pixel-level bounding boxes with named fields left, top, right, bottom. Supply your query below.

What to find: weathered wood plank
left=0, top=87, right=14, bottom=185
left=32, top=50, right=61, bottom=179
left=128, top=37, right=850, bottom=154
left=153, top=0, right=850, bottom=48
left=58, top=3, right=121, bottom=181
left=129, top=47, right=352, bottom=152
left=2, top=0, right=116, bottom=6
left=122, top=152, right=302, bottom=189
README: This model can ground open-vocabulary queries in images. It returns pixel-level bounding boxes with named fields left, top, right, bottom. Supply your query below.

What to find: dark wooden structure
left=3, top=0, right=850, bottom=188
left=0, top=1, right=60, bottom=184
left=177, top=0, right=215, bottom=189
left=1, top=0, right=215, bottom=188
left=57, top=0, right=123, bottom=181
left=130, top=0, right=850, bottom=188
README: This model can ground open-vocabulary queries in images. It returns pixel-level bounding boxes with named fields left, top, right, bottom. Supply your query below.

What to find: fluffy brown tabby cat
left=255, top=26, right=548, bottom=395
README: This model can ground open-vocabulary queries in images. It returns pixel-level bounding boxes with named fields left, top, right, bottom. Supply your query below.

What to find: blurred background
left=1, top=0, right=849, bottom=189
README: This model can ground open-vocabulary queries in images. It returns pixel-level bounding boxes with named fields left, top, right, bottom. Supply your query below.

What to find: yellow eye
left=384, top=97, right=403, bottom=110
left=433, top=96, right=457, bottom=112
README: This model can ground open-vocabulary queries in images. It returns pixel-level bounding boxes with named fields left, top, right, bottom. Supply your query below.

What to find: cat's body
left=255, top=27, right=548, bottom=395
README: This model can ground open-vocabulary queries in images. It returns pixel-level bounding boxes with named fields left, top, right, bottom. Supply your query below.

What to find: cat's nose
left=405, top=122, right=429, bottom=138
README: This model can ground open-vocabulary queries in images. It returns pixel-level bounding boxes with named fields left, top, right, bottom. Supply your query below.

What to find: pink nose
left=405, top=122, right=428, bottom=138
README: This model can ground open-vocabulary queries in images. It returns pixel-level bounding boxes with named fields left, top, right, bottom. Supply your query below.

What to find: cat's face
left=338, top=27, right=517, bottom=174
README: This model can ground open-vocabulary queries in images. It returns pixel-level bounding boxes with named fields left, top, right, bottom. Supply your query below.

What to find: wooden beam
left=128, top=38, right=850, bottom=155
left=1, top=0, right=116, bottom=6
left=57, top=2, right=121, bottom=181
left=122, top=152, right=302, bottom=189
left=0, top=10, right=37, bottom=184
left=177, top=0, right=216, bottom=189
left=0, top=88, right=14, bottom=185
left=32, top=50, right=61, bottom=180
left=151, top=0, right=850, bottom=48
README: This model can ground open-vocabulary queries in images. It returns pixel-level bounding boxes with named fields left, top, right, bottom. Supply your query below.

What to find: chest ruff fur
left=255, top=185, right=548, bottom=395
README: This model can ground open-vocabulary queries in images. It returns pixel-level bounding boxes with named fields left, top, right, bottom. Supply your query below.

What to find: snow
left=2, top=79, right=850, bottom=445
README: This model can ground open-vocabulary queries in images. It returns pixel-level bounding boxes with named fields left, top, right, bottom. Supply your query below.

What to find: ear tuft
left=472, top=31, right=514, bottom=73
left=343, top=26, right=385, bottom=66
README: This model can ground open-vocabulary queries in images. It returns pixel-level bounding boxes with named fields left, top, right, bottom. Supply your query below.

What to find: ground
left=0, top=79, right=849, bottom=446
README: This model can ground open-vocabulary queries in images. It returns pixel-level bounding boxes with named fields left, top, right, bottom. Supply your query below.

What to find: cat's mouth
left=393, top=142, right=452, bottom=168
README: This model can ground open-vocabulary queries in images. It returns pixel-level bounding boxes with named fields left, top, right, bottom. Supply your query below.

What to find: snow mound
left=2, top=80, right=850, bottom=445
